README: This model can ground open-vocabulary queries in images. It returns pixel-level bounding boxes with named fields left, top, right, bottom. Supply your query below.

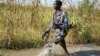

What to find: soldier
left=42, top=0, right=75, bottom=56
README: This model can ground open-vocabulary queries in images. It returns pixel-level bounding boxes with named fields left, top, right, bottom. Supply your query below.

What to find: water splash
left=37, top=43, right=55, bottom=56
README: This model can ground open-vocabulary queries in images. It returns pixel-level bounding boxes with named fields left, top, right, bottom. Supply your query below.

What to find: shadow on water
left=71, top=50, right=100, bottom=56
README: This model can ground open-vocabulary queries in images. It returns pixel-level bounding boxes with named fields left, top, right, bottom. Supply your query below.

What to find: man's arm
left=61, top=12, right=75, bottom=30
left=63, top=12, right=69, bottom=29
left=46, top=19, right=53, bottom=32
left=42, top=18, right=53, bottom=39
left=59, top=12, right=69, bottom=30
left=63, top=12, right=76, bottom=30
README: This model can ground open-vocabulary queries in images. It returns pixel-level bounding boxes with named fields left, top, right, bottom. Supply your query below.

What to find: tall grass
left=0, top=4, right=43, bottom=49
left=67, top=10, right=93, bottom=44
left=0, top=0, right=100, bottom=49
left=66, top=0, right=100, bottom=44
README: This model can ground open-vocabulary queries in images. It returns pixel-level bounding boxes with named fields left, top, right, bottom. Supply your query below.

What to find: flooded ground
left=0, top=44, right=100, bottom=56
left=0, top=48, right=40, bottom=56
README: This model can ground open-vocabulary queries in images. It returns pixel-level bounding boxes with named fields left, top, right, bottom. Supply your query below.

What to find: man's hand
left=68, top=23, right=77, bottom=29
left=42, top=30, right=49, bottom=39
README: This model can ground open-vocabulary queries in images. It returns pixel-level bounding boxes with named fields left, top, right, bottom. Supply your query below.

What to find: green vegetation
left=67, top=0, right=100, bottom=44
left=0, top=0, right=100, bottom=49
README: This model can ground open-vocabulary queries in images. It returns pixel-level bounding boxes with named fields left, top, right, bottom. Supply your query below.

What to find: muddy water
left=0, top=48, right=41, bottom=56
left=0, top=44, right=100, bottom=56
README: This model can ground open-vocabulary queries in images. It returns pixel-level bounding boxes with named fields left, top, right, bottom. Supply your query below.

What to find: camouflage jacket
left=47, top=11, right=69, bottom=31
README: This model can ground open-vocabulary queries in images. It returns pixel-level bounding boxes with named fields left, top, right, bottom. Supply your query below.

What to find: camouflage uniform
left=47, top=11, right=69, bottom=43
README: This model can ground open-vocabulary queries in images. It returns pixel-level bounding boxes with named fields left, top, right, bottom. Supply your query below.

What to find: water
left=0, top=44, right=100, bottom=56
left=37, top=43, right=56, bottom=56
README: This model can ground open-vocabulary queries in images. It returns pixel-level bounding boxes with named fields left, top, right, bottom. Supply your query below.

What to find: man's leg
left=60, top=39, right=70, bottom=56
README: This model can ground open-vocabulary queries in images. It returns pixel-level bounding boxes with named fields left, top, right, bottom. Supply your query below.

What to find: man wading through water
left=42, top=0, right=75, bottom=56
